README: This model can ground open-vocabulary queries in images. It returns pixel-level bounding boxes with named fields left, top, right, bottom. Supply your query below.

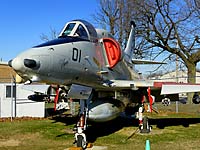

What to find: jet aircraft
left=3, top=19, right=200, bottom=148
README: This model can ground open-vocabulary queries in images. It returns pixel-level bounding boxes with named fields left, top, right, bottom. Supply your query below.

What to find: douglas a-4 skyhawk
left=2, top=19, right=200, bottom=148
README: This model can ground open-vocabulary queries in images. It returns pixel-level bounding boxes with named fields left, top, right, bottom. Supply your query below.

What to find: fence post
left=176, top=101, right=179, bottom=113
left=11, top=78, right=13, bottom=121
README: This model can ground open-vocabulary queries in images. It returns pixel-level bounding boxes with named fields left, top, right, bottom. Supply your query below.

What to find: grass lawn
left=0, top=105, right=200, bottom=150
left=0, top=118, right=74, bottom=150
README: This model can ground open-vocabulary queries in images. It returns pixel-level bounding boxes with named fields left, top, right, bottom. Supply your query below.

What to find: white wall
left=16, top=100, right=45, bottom=117
left=0, top=83, right=45, bottom=118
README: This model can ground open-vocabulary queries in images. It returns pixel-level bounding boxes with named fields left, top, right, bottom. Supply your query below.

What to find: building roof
left=0, top=65, right=16, bottom=83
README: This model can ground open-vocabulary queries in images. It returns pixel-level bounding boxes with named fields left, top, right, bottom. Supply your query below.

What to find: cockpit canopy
left=59, top=19, right=97, bottom=42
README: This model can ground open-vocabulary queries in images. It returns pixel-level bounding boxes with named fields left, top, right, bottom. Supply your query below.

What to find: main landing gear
left=140, top=116, right=151, bottom=133
left=138, top=94, right=152, bottom=133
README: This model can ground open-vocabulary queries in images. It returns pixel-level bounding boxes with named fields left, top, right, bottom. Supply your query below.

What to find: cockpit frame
left=59, top=19, right=97, bottom=42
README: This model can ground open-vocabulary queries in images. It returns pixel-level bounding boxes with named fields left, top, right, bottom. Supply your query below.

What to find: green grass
left=93, top=122, right=200, bottom=150
left=0, top=119, right=74, bottom=150
left=0, top=106, right=200, bottom=150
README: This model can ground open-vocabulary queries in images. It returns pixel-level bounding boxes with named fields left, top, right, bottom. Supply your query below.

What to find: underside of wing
left=107, top=80, right=178, bottom=102
left=109, top=79, right=155, bottom=89
left=161, top=83, right=200, bottom=95
left=107, top=80, right=200, bottom=101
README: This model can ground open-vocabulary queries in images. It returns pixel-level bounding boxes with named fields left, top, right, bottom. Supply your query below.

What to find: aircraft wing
left=109, top=80, right=200, bottom=94
left=160, top=83, right=200, bottom=95
left=109, top=80, right=154, bottom=89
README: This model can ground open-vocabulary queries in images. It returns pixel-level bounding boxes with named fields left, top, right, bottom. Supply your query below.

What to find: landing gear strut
left=138, top=95, right=152, bottom=133
left=140, top=116, right=151, bottom=133
left=74, top=115, right=87, bottom=148
left=67, top=84, right=93, bottom=149
left=73, top=99, right=90, bottom=149
left=76, top=134, right=87, bottom=148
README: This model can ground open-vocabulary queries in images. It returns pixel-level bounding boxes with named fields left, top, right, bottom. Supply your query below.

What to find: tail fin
left=124, top=21, right=136, bottom=62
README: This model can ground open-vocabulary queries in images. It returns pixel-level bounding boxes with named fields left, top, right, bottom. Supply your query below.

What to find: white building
left=0, top=83, right=45, bottom=118
left=150, top=70, right=200, bottom=83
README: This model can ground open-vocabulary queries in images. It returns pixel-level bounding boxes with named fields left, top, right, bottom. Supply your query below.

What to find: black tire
left=143, top=116, right=148, bottom=130
left=77, top=135, right=86, bottom=148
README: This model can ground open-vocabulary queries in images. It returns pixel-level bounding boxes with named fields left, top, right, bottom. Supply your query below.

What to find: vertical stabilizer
left=124, top=21, right=136, bottom=62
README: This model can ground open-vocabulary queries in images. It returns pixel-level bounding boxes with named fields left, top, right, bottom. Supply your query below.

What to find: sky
left=0, top=0, right=157, bottom=75
left=0, top=0, right=99, bottom=61
left=0, top=0, right=191, bottom=75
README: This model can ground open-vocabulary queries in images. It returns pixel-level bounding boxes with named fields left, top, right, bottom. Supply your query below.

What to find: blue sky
left=0, top=0, right=158, bottom=75
left=1, top=0, right=194, bottom=74
left=0, top=0, right=98, bottom=61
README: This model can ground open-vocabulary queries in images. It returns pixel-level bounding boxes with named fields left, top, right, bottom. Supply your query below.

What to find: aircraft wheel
left=140, top=116, right=151, bottom=133
left=77, top=135, right=86, bottom=149
left=143, top=116, right=148, bottom=129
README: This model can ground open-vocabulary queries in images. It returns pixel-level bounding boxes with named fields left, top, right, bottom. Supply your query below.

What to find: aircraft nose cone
left=11, top=57, right=24, bottom=71
left=24, top=59, right=38, bottom=69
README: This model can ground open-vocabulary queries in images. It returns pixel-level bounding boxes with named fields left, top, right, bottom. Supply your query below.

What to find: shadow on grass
left=45, top=107, right=79, bottom=125
left=86, top=117, right=200, bottom=142
left=47, top=107, right=200, bottom=143
left=150, top=118, right=200, bottom=129
left=86, top=117, right=136, bottom=142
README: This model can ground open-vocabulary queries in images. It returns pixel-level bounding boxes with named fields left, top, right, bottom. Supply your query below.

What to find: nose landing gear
left=73, top=97, right=91, bottom=149
left=74, top=114, right=87, bottom=149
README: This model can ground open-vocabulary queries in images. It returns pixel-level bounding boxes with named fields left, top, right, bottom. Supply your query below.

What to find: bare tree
left=93, top=0, right=119, bottom=35
left=136, top=0, right=200, bottom=102
left=94, top=0, right=200, bottom=102
left=93, top=0, right=143, bottom=50
left=40, top=27, right=58, bottom=42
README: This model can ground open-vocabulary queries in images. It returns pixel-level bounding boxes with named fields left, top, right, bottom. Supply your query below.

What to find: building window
left=6, top=85, right=16, bottom=98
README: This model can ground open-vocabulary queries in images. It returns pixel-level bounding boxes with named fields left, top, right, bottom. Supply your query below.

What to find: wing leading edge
left=108, top=80, right=200, bottom=95
left=108, top=80, right=154, bottom=89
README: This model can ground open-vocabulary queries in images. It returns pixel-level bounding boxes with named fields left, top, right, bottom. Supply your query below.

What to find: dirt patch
left=116, top=126, right=177, bottom=137
left=0, top=139, right=20, bottom=147
left=116, top=127, right=139, bottom=136
left=144, top=128, right=177, bottom=135
left=0, top=117, right=47, bottom=122
left=63, top=128, right=74, bottom=134
left=15, top=132, right=41, bottom=141
left=0, top=133, right=41, bottom=147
